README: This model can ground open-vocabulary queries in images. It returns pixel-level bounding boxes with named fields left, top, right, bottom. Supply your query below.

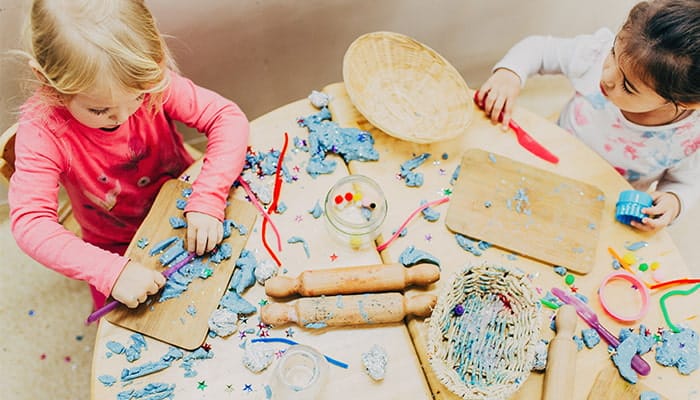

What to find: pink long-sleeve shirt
left=9, top=70, right=249, bottom=297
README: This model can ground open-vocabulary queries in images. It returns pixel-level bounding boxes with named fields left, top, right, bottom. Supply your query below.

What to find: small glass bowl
left=324, top=174, right=388, bottom=249
left=269, top=344, right=328, bottom=399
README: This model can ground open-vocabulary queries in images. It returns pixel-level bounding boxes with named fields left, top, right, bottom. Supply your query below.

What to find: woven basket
left=427, top=264, right=541, bottom=400
left=342, top=31, right=474, bottom=144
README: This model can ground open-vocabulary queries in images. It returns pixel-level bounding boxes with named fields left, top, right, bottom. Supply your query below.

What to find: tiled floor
left=0, top=78, right=697, bottom=399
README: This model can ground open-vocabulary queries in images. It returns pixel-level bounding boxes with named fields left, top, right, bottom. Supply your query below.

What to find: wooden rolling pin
left=265, top=262, right=440, bottom=298
left=261, top=292, right=437, bottom=328
left=542, top=304, right=577, bottom=400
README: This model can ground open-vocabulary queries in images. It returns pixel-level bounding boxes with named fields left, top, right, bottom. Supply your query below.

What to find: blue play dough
left=398, top=245, right=440, bottom=267
left=297, top=107, right=380, bottom=178
left=117, top=383, right=176, bottom=400
left=455, top=233, right=484, bottom=256
left=420, top=199, right=440, bottom=222
left=655, top=328, right=699, bottom=375
left=581, top=328, right=601, bottom=348
left=287, top=236, right=311, bottom=258
left=640, top=391, right=661, bottom=400
left=612, top=335, right=640, bottom=384
left=309, top=200, right=323, bottom=218
left=399, top=153, right=430, bottom=187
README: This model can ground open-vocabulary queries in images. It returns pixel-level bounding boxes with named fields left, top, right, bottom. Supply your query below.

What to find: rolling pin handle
left=405, top=263, right=441, bottom=286
left=542, top=304, right=577, bottom=400
left=264, top=276, right=300, bottom=298
left=405, top=294, right=437, bottom=318
left=261, top=302, right=297, bottom=326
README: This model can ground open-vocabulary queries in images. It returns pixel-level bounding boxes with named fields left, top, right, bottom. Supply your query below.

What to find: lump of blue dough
left=582, top=328, right=601, bottom=348
left=208, top=308, right=238, bottom=337
left=655, top=328, right=699, bottom=375
left=612, top=335, right=640, bottom=384
left=180, top=347, right=215, bottom=378
left=169, top=216, right=187, bottom=229
left=98, top=375, right=117, bottom=387
left=230, top=249, right=257, bottom=294
left=148, top=236, right=178, bottom=256
left=220, top=290, right=256, bottom=315
left=450, top=165, right=461, bottom=185
left=117, top=383, right=176, bottom=400
left=399, top=153, right=430, bottom=188
left=223, top=219, right=248, bottom=238
left=298, top=107, right=379, bottom=178
left=159, top=258, right=208, bottom=302
left=175, top=198, right=187, bottom=210
left=455, top=233, right=483, bottom=256
left=210, top=243, right=233, bottom=264
left=420, top=200, right=440, bottom=222
left=398, top=245, right=440, bottom=267
left=308, top=200, right=323, bottom=218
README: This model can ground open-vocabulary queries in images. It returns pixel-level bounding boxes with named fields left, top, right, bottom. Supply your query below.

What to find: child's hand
left=185, top=211, right=223, bottom=255
left=111, top=261, right=166, bottom=308
left=631, top=191, right=681, bottom=232
left=475, top=68, right=522, bottom=128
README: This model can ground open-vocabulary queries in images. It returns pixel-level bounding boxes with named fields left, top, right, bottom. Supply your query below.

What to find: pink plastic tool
left=473, top=91, right=559, bottom=164
left=85, top=252, right=196, bottom=324
left=551, top=287, right=651, bottom=376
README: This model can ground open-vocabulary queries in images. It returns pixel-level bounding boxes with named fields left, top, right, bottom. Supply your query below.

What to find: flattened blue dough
left=230, top=249, right=257, bottom=294
left=582, top=328, right=601, bottom=348
left=655, top=328, right=699, bottom=375
left=298, top=107, right=379, bottom=177
left=98, top=374, right=117, bottom=387
left=117, top=382, right=176, bottom=400
left=287, top=236, right=311, bottom=258
left=398, top=245, right=440, bottom=267
left=420, top=200, right=440, bottom=222
left=220, top=290, right=256, bottom=314
left=455, top=233, right=483, bottom=256
left=612, top=335, right=640, bottom=384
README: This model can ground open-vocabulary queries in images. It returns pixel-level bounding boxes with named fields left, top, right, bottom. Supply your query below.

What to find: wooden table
left=92, top=83, right=699, bottom=399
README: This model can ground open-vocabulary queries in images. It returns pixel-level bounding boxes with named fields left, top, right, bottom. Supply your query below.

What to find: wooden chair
left=1, top=123, right=202, bottom=234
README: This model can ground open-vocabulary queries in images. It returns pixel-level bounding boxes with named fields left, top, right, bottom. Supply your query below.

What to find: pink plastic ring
left=598, top=270, right=650, bottom=323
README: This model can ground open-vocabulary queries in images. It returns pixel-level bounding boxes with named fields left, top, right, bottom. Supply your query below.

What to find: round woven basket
left=427, top=264, right=541, bottom=400
left=342, top=31, right=474, bottom=144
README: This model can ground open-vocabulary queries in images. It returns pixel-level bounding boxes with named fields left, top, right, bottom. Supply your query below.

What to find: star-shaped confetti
left=258, top=298, right=268, bottom=306
left=438, top=168, right=446, bottom=176
left=424, top=234, right=433, bottom=242
left=570, top=286, right=579, bottom=293
left=257, top=321, right=268, bottom=330
left=201, top=343, right=212, bottom=352
left=293, top=166, right=300, bottom=173
left=607, top=348, right=617, bottom=356
left=238, top=331, right=247, bottom=340
left=295, top=215, right=304, bottom=222
left=40, top=354, right=46, bottom=360
left=225, top=384, right=235, bottom=393
left=275, top=349, right=286, bottom=359
left=181, top=174, right=191, bottom=182
left=258, top=328, right=270, bottom=337
left=197, top=381, right=207, bottom=390
left=330, top=253, right=338, bottom=262
left=441, top=188, right=453, bottom=196
left=285, top=328, right=295, bottom=338
left=243, top=384, right=253, bottom=392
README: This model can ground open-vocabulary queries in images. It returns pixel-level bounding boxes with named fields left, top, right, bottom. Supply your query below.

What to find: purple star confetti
left=424, top=234, right=433, bottom=242
left=295, top=215, right=303, bottom=223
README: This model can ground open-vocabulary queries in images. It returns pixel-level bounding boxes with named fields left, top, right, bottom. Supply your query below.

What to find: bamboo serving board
left=445, top=148, right=604, bottom=274
left=106, top=179, right=257, bottom=350
left=587, top=366, right=668, bottom=400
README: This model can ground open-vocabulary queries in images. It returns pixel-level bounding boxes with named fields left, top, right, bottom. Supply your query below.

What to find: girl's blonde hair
left=24, top=0, right=177, bottom=109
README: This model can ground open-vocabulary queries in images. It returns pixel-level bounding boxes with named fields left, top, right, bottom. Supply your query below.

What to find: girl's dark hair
left=619, top=0, right=700, bottom=106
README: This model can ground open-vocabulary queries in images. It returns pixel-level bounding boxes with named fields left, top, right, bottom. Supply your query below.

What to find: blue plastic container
left=615, top=190, right=653, bottom=225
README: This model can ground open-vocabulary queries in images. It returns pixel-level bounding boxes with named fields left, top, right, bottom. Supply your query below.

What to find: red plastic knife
left=473, top=92, right=559, bottom=164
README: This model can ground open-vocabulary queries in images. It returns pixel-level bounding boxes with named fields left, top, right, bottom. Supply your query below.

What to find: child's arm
left=9, top=123, right=137, bottom=298
left=161, top=70, right=250, bottom=254
left=478, top=29, right=614, bottom=127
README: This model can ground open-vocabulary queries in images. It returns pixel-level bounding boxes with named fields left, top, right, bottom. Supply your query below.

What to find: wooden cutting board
left=588, top=366, right=669, bottom=400
left=445, top=148, right=604, bottom=274
left=106, top=179, right=257, bottom=350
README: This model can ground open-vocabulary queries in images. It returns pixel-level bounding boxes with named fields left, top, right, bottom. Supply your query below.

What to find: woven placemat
left=342, top=31, right=473, bottom=144
left=427, top=263, right=541, bottom=400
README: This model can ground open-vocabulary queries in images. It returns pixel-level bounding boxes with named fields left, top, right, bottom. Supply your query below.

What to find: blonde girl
left=9, top=0, right=250, bottom=309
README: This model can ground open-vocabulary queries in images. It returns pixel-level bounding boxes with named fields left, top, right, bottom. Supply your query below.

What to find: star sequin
left=293, top=166, right=300, bottom=173
left=570, top=286, right=579, bottom=293
left=40, top=354, right=46, bottom=360
left=438, top=168, right=446, bottom=176
left=285, top=328, right=295, bottom=338
left=259, top=328, right=270, bottom=337
left=441, top=188, right=453, bottom=196
left=330, top=253, right=338, bottom=262
left=243, top=384, right=253, bottom=392
left=259, top=298, right=268, bottom=306
left=225, top=384, right=235, bottom=393
left=295, top=215, right=303, bottom=222
left=201, top=343, right=212, bottom=352
left=197, top=381, right=207, bottom=390
left=275, top=349, right=286, bottom=359
left=238, top=331, right=247, bottom=340
left=607, top=348, right=617, bottom=356
left=424, top=234, right=433, bottom=242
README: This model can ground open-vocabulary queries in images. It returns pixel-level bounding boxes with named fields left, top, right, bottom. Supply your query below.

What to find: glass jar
left=269, top=344, right=328, bottom=400
left=324, top=174, right=388, bottom=249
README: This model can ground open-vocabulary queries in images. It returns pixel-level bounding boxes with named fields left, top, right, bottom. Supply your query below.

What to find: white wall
left=0, top=0, right=637, bottom=204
